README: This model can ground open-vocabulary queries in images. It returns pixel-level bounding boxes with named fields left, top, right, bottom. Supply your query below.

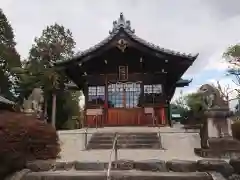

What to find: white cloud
left=1, top=0, right=240, bottom=65
left=2, top=0, right=240, bottom=109
left=204, top=52, right=229, bottom=71
left=208, top=76, right=237, bottom=88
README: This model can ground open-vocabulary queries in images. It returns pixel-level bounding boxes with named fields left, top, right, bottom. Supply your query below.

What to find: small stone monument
left=22, top=88, right=44, bottom=119
left=196, top=84, right=240, bottom=158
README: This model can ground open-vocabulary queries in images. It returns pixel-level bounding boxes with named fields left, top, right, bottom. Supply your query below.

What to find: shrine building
left=55, top=13, right=198, bottom=127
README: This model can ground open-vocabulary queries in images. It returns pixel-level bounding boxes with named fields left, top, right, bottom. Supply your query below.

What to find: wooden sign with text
left=118, top=66, right=128, bottom=81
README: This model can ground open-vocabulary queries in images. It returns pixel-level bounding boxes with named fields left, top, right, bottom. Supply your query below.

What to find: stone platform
left=6, top=126, right=240, bottom=179
left=58, top=126, right=202, bottom=162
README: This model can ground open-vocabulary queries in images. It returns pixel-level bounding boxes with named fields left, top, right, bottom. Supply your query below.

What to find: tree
left=174, top=90, right=187, bottom=108
left=214, top=80, right=236, bottom=107
left=184, top=92, right=206, bottom=123
left=185, top=93, right=205, bottom=112
left=21, top=23, right=77, bottom=129
left=223, top=44, right=240, bottom=89
left=61, top=90, right=81, bottom=129
left=0, top=9, right=21, bottom=100
left=223, top=45, right=240, bottom=110
left=171, top=90, right=189, bottom=118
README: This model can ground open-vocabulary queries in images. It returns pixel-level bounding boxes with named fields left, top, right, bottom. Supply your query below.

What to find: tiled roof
left=56, top=13, right=198, bottom=65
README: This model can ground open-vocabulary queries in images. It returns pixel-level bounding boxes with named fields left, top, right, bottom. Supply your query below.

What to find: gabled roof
left=56, top=13, right=198, bottom=65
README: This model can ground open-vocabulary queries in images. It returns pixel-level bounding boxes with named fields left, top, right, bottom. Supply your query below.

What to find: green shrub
left=0, top=111, right=60, bottom=177
left=231, top=121, right=240, bottom=140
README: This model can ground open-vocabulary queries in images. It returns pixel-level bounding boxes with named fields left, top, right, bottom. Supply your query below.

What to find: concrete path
left=58, top=125, right=203, bottom=162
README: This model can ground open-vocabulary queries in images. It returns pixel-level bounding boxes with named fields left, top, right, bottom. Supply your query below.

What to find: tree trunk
left=51, top=93, right=56, bottom=128
left=44, top=100, right=48, bottom=122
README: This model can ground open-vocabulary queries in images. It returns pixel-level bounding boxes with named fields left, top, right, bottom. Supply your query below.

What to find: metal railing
left=84, top=127, right=89, bottom=149
left=157, top=130, right=163, bottom=149
left=84, top=115, right=98, bottom=149
left=94, top=115, right=99, bottom=129
left=106, top=133, right=118, bottom=180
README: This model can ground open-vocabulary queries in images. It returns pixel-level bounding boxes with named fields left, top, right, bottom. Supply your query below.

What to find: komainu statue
left=198, top=84, right=228, bottom=109
left=22, top=88, right=44, bottom=118
left=197, top=84, right=233, bottom=150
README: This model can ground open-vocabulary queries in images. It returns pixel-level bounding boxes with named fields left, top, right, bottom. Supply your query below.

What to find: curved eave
left=55, top=27, right=199, bottom=67
left=176, top=79, right=193, bottom=87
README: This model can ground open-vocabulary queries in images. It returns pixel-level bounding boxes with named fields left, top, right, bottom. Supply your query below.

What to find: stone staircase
left=10, top=159, right=238, bottom=180
left=86, top=132, right=162, bottom=150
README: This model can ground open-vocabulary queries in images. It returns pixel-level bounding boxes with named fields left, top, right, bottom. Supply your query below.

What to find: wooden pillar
left=167, top=101, right=172, bottom=127
left=138, top=58, right=144, bottom=126
left=140, top=73, right=144, bottom=126
left=104, top=75, right=108, bottom=125
left=161, top=82, right=167, bottom=126
left=123, top=88, right=126, bottom=108
left=164, top=101, right=171, bottom=127
left=83, top=82, right=88, bottom=127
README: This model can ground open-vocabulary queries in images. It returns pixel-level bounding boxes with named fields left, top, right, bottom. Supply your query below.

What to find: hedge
left=0, top=111, right=60, bottom=177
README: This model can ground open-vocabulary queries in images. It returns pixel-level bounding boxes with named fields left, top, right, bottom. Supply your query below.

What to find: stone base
left=196, top=137, right=240, bottom=158
left=208, top=137, right=240, bottom=150
left=11, top=159, right=240, bottom=180
left=194, top=148, right=240, bottom=159
left=205, top=108, right=233, bottom=138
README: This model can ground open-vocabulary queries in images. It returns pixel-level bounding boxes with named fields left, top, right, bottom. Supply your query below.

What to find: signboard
left=118, top=66, right=128, bottom=81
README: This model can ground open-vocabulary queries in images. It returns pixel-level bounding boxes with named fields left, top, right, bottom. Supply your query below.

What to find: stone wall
left=5, top=159, right=240, bottom=180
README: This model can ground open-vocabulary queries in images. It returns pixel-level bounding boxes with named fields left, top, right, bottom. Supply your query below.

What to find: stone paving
left=57, top=125, right=205, bottom=162
left=6, top=125, right=240, bottom=179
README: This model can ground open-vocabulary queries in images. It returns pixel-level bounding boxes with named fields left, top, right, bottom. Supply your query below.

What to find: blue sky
left=1, top=0, right=240, bottom=108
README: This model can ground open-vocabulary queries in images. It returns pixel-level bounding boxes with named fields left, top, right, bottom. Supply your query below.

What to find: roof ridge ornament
left=109, top=12, right=135, bottom=34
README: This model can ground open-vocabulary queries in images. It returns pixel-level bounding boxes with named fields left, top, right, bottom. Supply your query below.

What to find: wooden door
left=106, top=82, right=143, bottom=126
left=107, top=108, right=142, bottom=126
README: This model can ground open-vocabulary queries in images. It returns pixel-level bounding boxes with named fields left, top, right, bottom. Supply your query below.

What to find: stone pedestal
left=195, top=108, right=240, bottom=158
left=205, top=108, right=232, bottom=138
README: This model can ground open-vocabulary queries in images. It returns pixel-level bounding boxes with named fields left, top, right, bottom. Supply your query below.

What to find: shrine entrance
left=108, top=82, right=141, bottom=108
left=56, top=13, right=198, bottom=127
left=107, top=82, right=142, bottom=126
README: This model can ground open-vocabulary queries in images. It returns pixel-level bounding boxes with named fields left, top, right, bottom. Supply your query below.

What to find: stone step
left=87, top=132, right=161, bottom=150
left=91, top=134, right=159, bottom=138
left=89, top=139, right=159, bottom=143
left=92, top=133, right=158, bottom=136
left=118, top=136, right=159, bottom=140
left=89, top=137, right=115, bottom=141
left=89, top=137, right=159, bottom=142
left=87, top=143, right=161, bottom=149
left=23, top=171, right=213, bottom=180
